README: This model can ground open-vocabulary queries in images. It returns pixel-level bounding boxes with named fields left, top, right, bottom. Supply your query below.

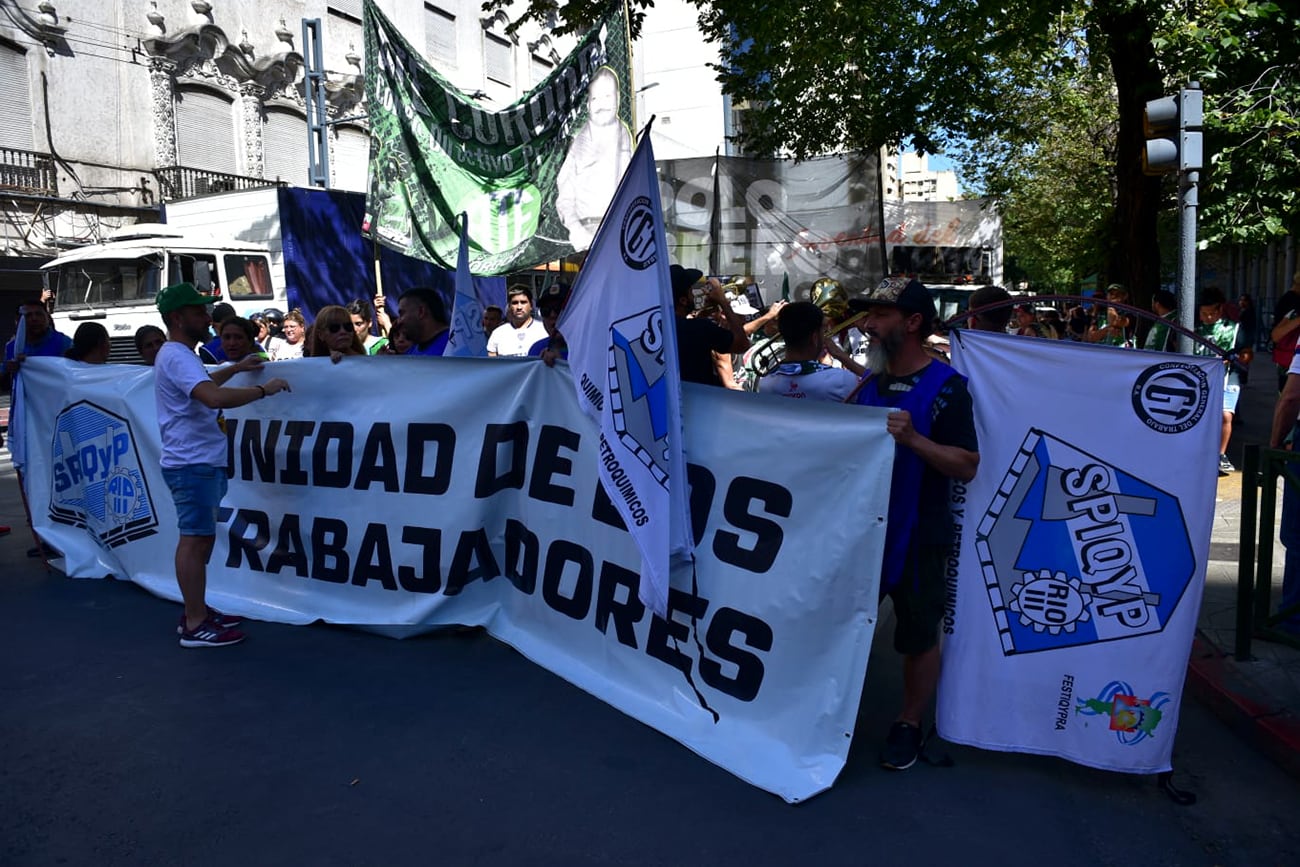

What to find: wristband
left=257, top=385, right=266, bottom=398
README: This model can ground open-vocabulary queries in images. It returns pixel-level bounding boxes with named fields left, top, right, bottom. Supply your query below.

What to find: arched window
left=263, top=107, right=308, bottom=186
left=174, top=86, right=237, bottom=173
left=0, top=40, right=33, bottom=150
left=333, top=125, right=370, bottom=192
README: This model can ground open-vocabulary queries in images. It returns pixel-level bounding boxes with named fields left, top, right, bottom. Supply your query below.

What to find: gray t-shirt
left=155, top=342, right=226, bottom=468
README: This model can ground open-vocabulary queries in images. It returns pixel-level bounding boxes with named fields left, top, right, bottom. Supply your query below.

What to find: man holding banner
left=848, top=278, right=980, bottom=770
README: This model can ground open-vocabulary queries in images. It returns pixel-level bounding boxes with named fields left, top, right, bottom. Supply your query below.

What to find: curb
left=1185, top=635, right=1300, bottom=779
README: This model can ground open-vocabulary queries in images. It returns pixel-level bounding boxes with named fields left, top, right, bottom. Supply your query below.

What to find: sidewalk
left=1188, top=354, right=1300, bottom=777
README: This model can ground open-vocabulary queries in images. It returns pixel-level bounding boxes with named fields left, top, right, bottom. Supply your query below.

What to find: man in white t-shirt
left=154, top=282, right=290, bottom=648
left=758, top=301, right=861, bottom=401
left=487, top=285, right=549, bottom=357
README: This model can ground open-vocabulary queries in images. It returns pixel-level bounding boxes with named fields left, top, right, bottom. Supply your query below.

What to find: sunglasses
left=324, top=322, right=351, bottom=334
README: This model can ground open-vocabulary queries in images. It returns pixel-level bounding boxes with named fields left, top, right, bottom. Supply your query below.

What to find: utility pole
left=1143, top=83, right=1203, bottom=354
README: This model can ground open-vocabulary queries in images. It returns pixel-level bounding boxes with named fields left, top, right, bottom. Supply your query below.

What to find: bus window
left=224, top=254, right=273, bottom=299
left=169, top=253, right=219, bottom=295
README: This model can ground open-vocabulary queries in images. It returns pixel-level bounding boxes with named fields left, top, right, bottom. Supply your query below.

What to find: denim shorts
left=1224, top=383, right=1241, bottom=414
left=162, top=464, right=229, bottom=537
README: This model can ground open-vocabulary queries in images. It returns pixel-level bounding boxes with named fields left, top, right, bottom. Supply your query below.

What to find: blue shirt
left=5, top=328, right=73, bottom=362
left=407, top=331, right=450, bottom=357
left=527, top=336, right=568, bottom=359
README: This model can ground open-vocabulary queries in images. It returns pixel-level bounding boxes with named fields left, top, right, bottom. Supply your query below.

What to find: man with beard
left=555, top=67, right=633, bottom=251
left=155, top=283, right=290, bottom=647
left=846, top=277, right=980, bottom=771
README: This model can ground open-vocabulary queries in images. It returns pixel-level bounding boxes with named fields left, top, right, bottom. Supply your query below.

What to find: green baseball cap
left=156, top=282, right=212, bottom=314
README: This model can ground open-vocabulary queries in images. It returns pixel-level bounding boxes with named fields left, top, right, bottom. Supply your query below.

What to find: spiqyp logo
left=975, top=429, right=1195, bottom=655
left=607, top=307, right=670, bottom=486
left=619, top=195, right=657, bottom=270
left=49, top=401, right=158, bottom=548
left=1131, top=361, right=1209, bottom=434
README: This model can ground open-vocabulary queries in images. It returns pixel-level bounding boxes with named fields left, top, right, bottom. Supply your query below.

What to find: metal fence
left=0, top=146, right=58, bottom=196
left=154, top=166, right=278, bottom=202
left=1235, top=444, right=1300, bottom=659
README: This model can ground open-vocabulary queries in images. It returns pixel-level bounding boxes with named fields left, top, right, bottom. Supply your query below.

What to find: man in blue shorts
left=155, top=283, right=290, bottom=647
left=847, top=278, right=980, bottom=770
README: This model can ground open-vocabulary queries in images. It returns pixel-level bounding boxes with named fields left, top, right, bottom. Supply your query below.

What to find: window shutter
left=333, top=127, right=370, bottom=192
left=484, top=33, right=513, bottom=86
left=530, top=55, right=553, bottom=86
left=327, top=0, right=362, bottom=21
left=175, top=89, right=237, bottom=173
left=263, top=109, right=308, bottom=186
left=424, top=5, right=456, bottom=66
left=0, top=43, right=32, bottom=150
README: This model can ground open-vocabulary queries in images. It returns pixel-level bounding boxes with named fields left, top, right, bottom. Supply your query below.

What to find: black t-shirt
left=864, top=367, right=978, bottom=545
left=676, top=317, right=735, bottom=386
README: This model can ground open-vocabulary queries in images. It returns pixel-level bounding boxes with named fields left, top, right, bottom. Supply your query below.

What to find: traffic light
left=1143, top=87, right=1203, bottom=175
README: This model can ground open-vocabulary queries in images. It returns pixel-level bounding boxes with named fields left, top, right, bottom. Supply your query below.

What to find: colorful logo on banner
left=48, top=401, right=158, bottom=547
left=1075, top=680, right=1171, bottom=745
left=975, top=429, right=1195, bottom=655
left=1131, top=362, right=1211, bottom=434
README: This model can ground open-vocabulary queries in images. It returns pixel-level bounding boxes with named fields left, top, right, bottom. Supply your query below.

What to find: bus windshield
left=52, top=256, right=164, bottom=309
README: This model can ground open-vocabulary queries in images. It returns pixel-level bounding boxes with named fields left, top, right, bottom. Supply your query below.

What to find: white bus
left=45, top=224, right=280, bottom=362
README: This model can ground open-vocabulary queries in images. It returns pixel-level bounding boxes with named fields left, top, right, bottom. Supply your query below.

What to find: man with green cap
left=155, top=282, right=290, bottom=647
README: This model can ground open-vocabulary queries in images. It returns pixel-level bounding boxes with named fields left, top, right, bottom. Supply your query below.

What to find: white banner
left=19, top=356, right=893, bottom=803
left=559, top=133, right=690, bottom=617
left=939, top=331, right=1220, bottom=773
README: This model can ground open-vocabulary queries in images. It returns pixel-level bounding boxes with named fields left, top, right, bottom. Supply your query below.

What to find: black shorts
left=887, top=544, right=948, bottom=656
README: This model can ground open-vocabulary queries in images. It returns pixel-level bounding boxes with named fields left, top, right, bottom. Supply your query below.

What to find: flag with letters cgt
left=557, top=132, right=693, bottom=617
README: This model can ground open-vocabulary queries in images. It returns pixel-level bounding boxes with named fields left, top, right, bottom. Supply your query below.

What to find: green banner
left=362, top=0, right=632, bottom=275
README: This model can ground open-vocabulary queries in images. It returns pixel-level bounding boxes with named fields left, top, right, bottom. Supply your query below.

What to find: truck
left=47, top=186, right=504, bottom=362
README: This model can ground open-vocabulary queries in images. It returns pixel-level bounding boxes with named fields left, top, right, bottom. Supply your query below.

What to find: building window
left=327, top=1, right=362, bottom=23
left=530, top=54, right=553, bottom=86
left=484, top=32, right=513, bottom=86
left=0, top=40, right=32, bottom=150
left=333, top=126, right=370, bottom=192
left=174, top=87, right=237, bottom=174
left=425, top=5, right=456, bottom=67
left=263, top=107, right=308, bottom=186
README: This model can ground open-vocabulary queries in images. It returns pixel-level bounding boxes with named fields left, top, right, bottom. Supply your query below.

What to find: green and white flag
left=362, top=0, right=632, bottom=274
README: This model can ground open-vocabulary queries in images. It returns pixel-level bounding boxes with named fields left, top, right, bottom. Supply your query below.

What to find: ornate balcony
left=0, top=146, right=58, bottom=196
left=154, top=165, right=279, bottom=202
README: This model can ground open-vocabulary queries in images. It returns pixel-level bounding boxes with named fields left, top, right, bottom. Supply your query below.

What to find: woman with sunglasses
left=306, top=305, right=367, bottom=363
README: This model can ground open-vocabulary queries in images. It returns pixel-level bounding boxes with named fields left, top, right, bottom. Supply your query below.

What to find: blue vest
left=853, top=360, right=961, bottom=596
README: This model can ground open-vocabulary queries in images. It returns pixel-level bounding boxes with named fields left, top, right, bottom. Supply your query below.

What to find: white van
left=44, top=224, right=281, bottom=362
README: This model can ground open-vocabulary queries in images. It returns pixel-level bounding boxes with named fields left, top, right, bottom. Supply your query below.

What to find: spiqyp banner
left=363, top=0, right=632, bottom=274
left=19, top=357, right=892, bottom=803
left=938, top=331, right=1220, bottom=774
left=657, top=153, right=885, bottom=295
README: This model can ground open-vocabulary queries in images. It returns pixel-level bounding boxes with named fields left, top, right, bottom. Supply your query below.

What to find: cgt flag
left=445, top=213, right=487, bottom=357
left=558, top=132, right=692, bottom=617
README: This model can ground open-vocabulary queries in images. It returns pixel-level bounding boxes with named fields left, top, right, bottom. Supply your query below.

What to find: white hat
left=727, top=291, right=758, bottom=316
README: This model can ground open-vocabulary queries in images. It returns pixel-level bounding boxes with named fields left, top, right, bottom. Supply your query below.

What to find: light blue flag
left=445, top=213, right=487, bottom=358
left=557, top=132, right=693, bottom=617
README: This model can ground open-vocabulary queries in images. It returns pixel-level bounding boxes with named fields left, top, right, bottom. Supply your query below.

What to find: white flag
left=557, top=133, right=692, bottom=617
left=444, top=213, right=487, bottom=358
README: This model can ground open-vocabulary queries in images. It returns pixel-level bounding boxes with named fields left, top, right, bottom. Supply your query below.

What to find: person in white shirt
left=154, top=282, right=290, bottom=648
left=758, top=301, right=861, bottom=402
left=487, top=285, right=549, bottom=357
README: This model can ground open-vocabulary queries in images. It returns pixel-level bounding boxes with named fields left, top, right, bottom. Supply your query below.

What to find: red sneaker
left=176, top=608, right=242, bottom=635
left=178, top=618, right=246, bottom=648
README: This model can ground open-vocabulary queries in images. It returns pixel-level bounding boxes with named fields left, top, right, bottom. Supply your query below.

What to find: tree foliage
left=488, top=0, right=1300, bottom=288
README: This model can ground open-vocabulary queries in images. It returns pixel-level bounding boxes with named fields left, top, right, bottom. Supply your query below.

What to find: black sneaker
left=176, top=608, right=242, bottom=635
left=880, top=721, right=924, bottom=771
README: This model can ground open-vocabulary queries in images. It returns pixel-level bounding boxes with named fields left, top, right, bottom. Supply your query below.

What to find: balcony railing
left=0, top=146, right=58, bottom=196
left=155, top=166, right=280, bottom=202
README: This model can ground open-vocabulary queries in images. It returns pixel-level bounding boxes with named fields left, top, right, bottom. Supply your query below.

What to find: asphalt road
left=2, top=455, right=1298, bottom=866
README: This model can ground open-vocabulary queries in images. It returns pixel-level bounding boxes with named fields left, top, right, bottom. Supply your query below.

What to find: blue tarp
left=278, top=187, right=505, bottom=322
